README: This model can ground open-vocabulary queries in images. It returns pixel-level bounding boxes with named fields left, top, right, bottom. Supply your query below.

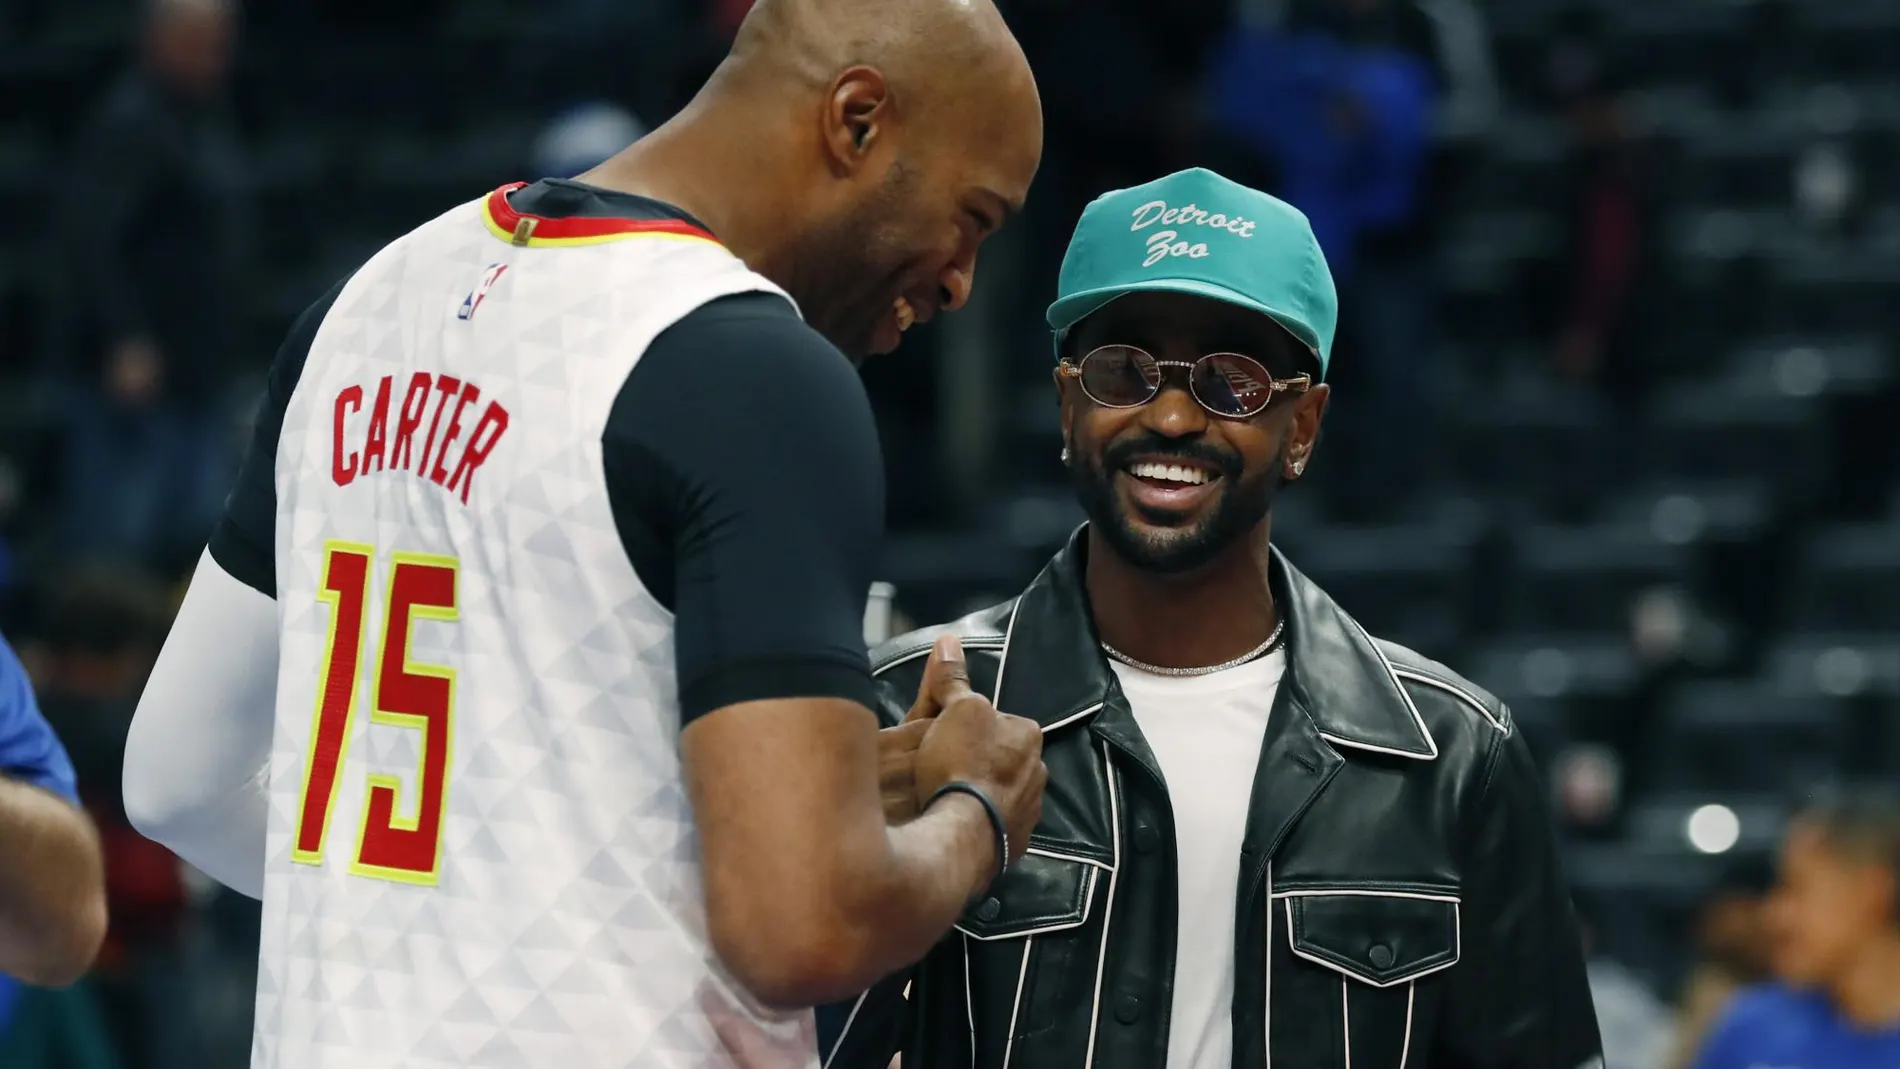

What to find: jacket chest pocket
left=953, top=850, right=1104, bottom=1061
left=1273, top=890, right=1460, bottom=1067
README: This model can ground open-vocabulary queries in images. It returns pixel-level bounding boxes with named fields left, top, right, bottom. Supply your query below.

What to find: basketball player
left=120, top=1, right=1046, bottom=1065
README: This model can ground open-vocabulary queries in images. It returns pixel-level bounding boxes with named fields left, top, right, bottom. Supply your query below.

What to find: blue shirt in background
left=0, top=634, right=78, bottom=804
left=1692, top=984, right=1900, bottom=1069
left=0, top=633, right=82, bottom=1025
left=1206, top=26, right=1435, bottom=281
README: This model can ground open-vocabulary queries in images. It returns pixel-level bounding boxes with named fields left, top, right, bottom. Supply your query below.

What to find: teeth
left=1128, top=461, right=1210, bottom=485
left=894, top=296, right=916, bottom=331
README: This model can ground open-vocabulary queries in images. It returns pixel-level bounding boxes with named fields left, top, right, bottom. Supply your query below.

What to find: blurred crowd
left=3, top=0, right=1898, bottom=1064
left=0, top=0, right=1682, bottom=575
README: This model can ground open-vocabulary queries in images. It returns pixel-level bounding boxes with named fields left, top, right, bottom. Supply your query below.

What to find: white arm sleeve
left=124, top=548, right=278, bottom=900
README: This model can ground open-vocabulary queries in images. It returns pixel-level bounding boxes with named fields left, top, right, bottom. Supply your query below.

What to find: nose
left=1140, top=377, right=1209, bottom=437
left=938, top=252, right=976, bottom=314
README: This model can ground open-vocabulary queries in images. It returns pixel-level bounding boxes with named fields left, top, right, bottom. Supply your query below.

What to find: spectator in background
left=530, top=103, right=648, bottom=180
left=1233, top=0, right=1498, bottom=136
left=1011, top=0, right=1229, bottom=343
left=53, top=0, right=250, bottom=573
left=1666, top=858, right=1777, bottom=1069
left=1582, top=919, right=1673, bottom=1069
left=0, top=631, right=110, bottom=1028
left=0, top=460, right=19, bottom=613
left=537, top=0, right=689, bottom=131
left=1689, top=786, right=1900, bottom=1068
left=1208, top=0, right=1436, bottom=283
left=28, top=569, right=195, bottom=1069
left=711, top=0, right=757, bottom=39
left=1544, top=61, right=1657, bottom=402
left=1206, top=0, right=1441, bottom=518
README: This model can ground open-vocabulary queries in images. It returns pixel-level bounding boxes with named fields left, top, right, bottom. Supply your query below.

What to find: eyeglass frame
left=1056, top=344, right=1314, bottom=419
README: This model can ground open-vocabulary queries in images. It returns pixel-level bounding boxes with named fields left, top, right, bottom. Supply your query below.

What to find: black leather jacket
left=824, top=532, right=1602, bottom=1069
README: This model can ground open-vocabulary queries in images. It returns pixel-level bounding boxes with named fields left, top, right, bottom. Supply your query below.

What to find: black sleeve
left=1438, top=721, right=1604, bottom=1066
left=207, top=278, right=349, bottom=597
left=605, top=291, right=884, bottom=725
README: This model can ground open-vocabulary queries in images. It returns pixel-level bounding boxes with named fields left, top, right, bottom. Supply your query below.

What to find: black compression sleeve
left=603, top=292, right=884, bottom=725
left=207, top=278, right=350, bottom=598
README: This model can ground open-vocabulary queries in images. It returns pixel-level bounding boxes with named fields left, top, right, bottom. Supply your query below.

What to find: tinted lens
left=1191, top=353, right=1277, bottom=417
left=1078, top=346, right=1163, bottom=407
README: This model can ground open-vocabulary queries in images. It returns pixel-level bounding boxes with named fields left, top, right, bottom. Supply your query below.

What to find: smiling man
left=823, top=168, right=1602, bottom=1069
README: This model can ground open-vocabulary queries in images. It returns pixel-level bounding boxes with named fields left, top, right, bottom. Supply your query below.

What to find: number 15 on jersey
left=292, top=541, right=460, bottom=886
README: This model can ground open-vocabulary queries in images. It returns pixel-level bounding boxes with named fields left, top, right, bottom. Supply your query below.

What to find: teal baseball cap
left=1045, top=168, right=1338, bottom=378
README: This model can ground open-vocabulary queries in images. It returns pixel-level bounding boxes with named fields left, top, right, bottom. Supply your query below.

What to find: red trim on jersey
left=484, top=182, right=720, bottom=243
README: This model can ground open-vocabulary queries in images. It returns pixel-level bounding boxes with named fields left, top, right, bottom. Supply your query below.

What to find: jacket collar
left=993, top=526, right=1438, bottom=761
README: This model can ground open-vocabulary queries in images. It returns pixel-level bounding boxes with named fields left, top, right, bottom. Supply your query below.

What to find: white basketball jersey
left=257, top=189, right=819, bottom=1069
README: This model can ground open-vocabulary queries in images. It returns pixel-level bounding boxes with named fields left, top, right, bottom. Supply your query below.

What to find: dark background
left=2, top=0, right=1896, bottom=1064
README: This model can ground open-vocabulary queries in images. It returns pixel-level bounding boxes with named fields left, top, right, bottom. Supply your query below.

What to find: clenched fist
left=901, top=635, right=1046, bottom=876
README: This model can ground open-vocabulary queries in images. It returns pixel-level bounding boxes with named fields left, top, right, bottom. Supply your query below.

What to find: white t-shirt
left=1109, top=650, right=1285, bottom=1069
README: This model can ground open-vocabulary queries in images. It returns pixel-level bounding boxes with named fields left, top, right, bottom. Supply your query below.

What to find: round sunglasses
left=1058, top=344, right=1312, bottom=419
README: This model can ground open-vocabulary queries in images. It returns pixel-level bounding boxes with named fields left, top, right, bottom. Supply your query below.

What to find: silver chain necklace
left=1100, top=617, right=1286, bottom=677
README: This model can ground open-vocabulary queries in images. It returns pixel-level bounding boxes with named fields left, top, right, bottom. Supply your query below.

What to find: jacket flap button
left=1114, top=996, right=1141, bottom=1024
left=954, top=852, right=1099, bottom=941
left=1289, top=892, right=1460, bottom=986
left=1133, top=824, right=1160, bottom=853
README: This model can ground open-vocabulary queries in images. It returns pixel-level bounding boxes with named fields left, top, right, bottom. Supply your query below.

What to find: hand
left=876, top=635, right=978, bottom=823
left=106, top=338, right=162, bottom=405
left=909, top=636, right=1046, bottom=876
left=877, top=719, right=930, bottom=824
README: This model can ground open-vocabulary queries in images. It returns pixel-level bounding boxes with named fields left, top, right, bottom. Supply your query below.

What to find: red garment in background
left=1572, top=178, right=1638, bottom=336
left=90, top=802, right=187, bottom=970
left=714, top=0, right=757, bottom=38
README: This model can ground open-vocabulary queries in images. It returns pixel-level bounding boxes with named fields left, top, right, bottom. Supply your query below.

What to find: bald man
left=121, top=2, right=1047, bottom=1066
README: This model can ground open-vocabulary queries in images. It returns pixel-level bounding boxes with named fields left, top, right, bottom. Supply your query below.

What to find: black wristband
left=926, top=780, right=1010, bottom=882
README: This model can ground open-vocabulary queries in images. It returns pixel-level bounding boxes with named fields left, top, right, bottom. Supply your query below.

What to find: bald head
left=718, top=0, right=1039, bottom=168
left=606, top=0, right=1040, bottom=359
left=728, top=0, right=1027, bottom=102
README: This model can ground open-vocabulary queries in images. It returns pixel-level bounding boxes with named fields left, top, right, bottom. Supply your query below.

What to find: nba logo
left=458, top=263, right=509, bottom=321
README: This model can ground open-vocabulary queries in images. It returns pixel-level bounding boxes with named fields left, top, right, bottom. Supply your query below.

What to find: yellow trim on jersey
left=350, top=552, right=460, bottom=888
left=478, top=200, right=723, bottom=249
left=291, top=541, right=375, bottom=869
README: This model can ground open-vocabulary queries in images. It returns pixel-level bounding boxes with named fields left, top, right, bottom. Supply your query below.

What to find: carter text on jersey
left=331, top=372, right=510, bottom=504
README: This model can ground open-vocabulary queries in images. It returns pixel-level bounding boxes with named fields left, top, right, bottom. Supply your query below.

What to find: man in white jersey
left=825, top=169, right=1601, bottom=1069
left=119, top=1, right=1048, bottom=1066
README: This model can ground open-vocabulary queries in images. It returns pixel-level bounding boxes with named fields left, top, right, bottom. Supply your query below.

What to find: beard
left=775, top=163, right=918, bottom=361
left=1069, top=426, right=1284, bottom=575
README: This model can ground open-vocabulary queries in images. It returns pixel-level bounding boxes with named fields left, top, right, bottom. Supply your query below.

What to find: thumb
left=905, top=634, right=972, bottom=723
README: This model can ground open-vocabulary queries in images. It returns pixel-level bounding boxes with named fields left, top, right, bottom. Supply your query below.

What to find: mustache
left=1098, top=434, right=1245, bottom=481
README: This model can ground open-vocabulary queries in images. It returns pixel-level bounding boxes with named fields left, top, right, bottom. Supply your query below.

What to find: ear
left=822, top=66, right=892, bottom=176
left=1283, top=383, right=1330, bottom=478
left=1052, top=368, right=1082, bottom=454
left=1053, top=363, right=1079, bottom=421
